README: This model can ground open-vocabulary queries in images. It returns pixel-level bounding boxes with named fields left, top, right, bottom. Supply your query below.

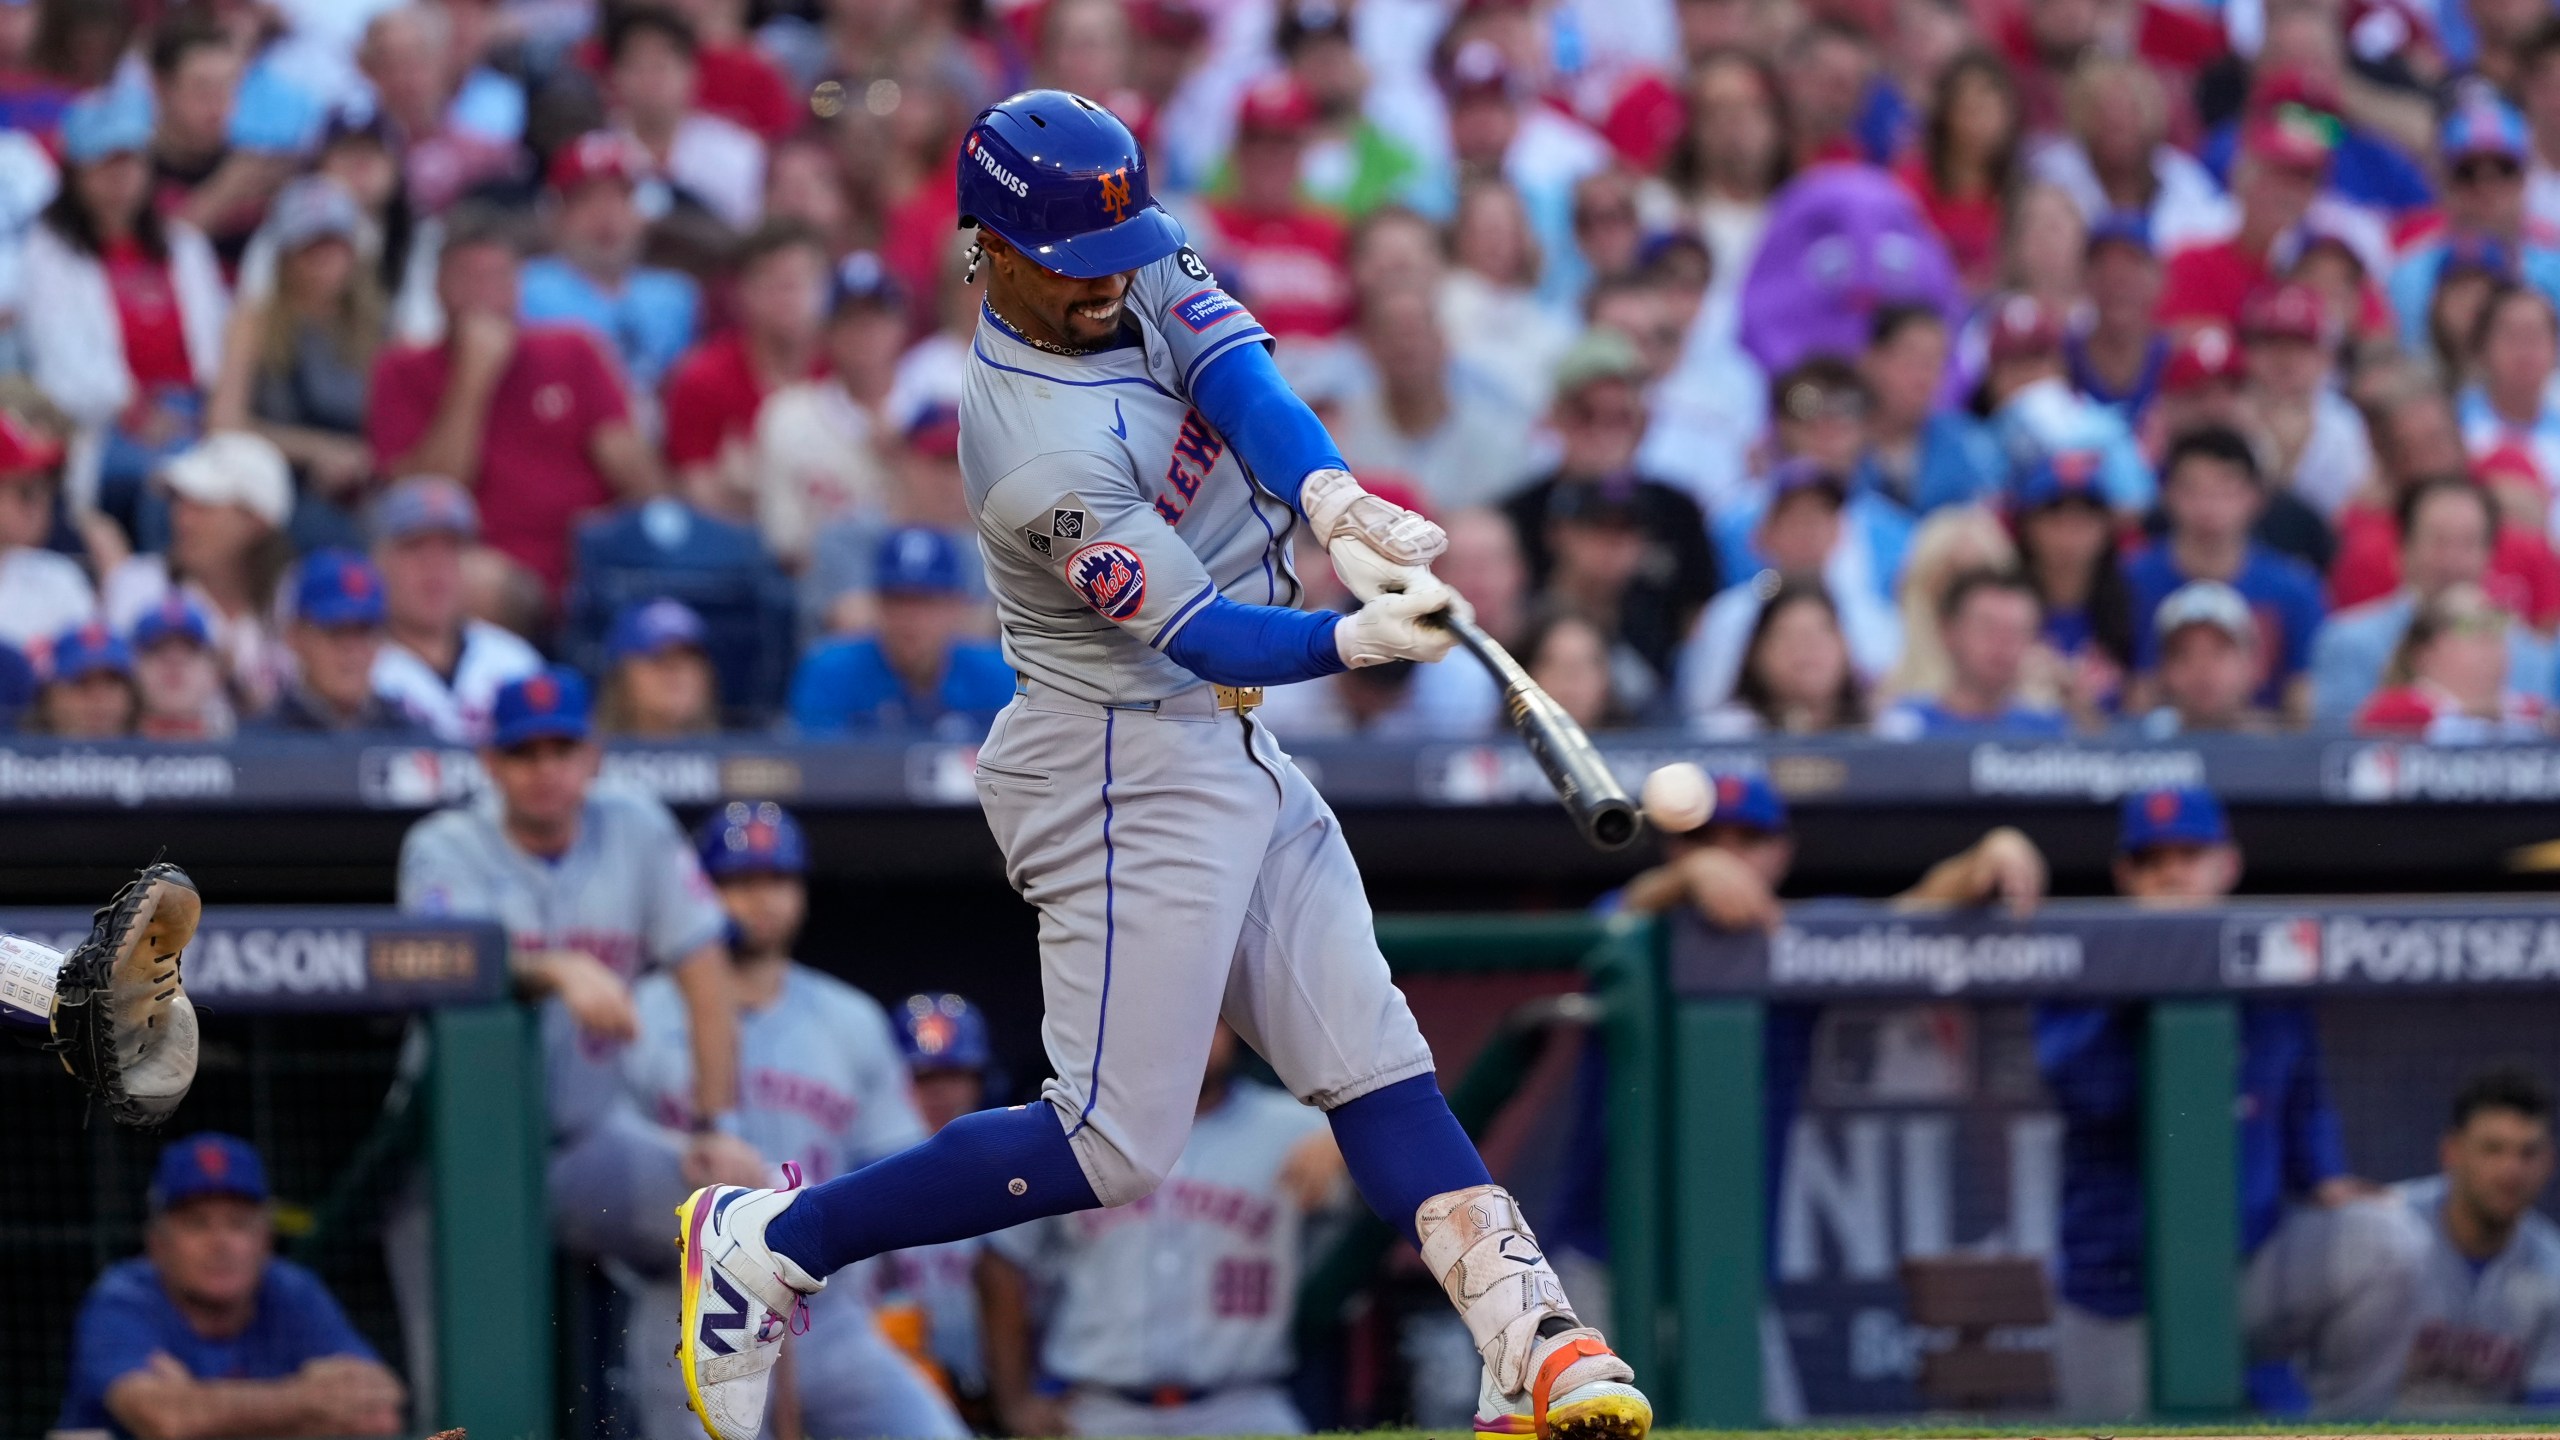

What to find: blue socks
left=1327, top=1073, right=1493, bottom=1248
left=762, top=1103, right=1100, bottom=1278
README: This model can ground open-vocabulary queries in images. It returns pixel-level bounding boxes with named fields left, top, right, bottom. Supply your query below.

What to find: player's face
left=2444, top=1107, right=2557, bottom=1228
left=484, top=736, right=599, bottom=833
left=717, top=871, right=806, bottom=958
left=2114, top=842, right=2239, bottom=904
left=985, top=234, right=1133, bottom=349
left=911, top=1068, right=984, bottom=1134
left=149, top=1196, right=271, bottom=1310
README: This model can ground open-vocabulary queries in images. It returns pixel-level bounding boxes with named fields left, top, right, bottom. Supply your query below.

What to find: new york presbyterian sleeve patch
left=1066, top=541, right=1147, bottom=622
left=1172, top=288, right=1245, bottom=333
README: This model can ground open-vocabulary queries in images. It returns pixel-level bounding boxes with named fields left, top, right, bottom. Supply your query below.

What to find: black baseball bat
left=1434, top=611, right=1642, bottom=851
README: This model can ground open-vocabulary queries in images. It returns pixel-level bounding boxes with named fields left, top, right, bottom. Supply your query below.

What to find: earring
left=962, top=242, right=985, bottom=285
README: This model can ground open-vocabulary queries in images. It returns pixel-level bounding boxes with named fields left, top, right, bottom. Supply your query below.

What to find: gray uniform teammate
left=675, top=91, right=1651, bottom=1440
left=981, top=1023, right=1345, bottom=1438
left=569, top=801, right=967, bottom=1440
left=2382, top=1067, right=2560, bottom=1413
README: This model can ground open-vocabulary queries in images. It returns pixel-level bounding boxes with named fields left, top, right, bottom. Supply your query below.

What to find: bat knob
left=1587, top=799, right=1642, bottom=851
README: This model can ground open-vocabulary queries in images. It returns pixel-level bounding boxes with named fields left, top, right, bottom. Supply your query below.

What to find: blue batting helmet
left=696, top=800, right=808, bottom=878
left=896, top=992, right=993, bottom=1072
left=957, top=89, right=1185, bottom=279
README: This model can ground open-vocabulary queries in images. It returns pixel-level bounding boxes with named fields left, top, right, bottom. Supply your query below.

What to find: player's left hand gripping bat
left=1430, top=610, right=1642, bottom=851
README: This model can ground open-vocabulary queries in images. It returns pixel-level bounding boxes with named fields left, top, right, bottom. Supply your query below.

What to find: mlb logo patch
left=1173, top=288, right=1243, bottom=333
left=1067, top=541, right=1147, bottom=621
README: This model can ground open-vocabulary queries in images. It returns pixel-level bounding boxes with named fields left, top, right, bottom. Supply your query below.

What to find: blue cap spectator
left=598, top=599, right=719, bottom=738
left=490, top=665, right=593, bottom=750
left=35, top=623, right=136, bottom=738
left=130, top=595, right=234, bottom=742
left=368, top=475, right=481, bottom=543
left=261, top=554, right=419, bottom=736
left=895, top=991, right=1000, bottom=1132
left=132, top=594, right=213, bottom=651
left=294, top=549, right=388, bottom=628
left=788, top=528, right=1014, bottom=737
left=60, top=85, right=152, bottom=165
left=696, top=799, right=808, bottom=878
left=1705, top=772, right=1789, bottom=836
left=57, top=1131, right=403, bottom=1437
left=2008, top=449, right=2109, bottom=514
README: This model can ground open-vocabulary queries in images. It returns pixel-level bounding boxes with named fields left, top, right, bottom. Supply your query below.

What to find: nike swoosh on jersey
left=1110, top=398, right=1128, bottom=440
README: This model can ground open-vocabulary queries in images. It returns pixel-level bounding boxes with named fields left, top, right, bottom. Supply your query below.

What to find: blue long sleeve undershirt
left=1189, top=337, right=1343, bottom=515
left=1159, top=590, right=1346, bottom=686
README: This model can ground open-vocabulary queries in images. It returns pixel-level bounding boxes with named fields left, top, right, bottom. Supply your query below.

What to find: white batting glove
left=1303, top=468, right=1447, bottom=602
left=1335, top=586, right=1473, bottom=668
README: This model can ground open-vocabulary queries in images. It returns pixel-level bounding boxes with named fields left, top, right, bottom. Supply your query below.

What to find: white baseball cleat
left=673, top=1181, right=823, bottom=1440
left=1471, top=1327, right=1653, bottom=1440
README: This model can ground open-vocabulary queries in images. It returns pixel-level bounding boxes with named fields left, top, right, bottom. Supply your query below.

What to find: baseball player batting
left=676, top=90, right=1650, bottom=1440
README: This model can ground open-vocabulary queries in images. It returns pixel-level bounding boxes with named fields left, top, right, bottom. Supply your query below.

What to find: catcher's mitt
left=47, top=862, right=203, bottom=1127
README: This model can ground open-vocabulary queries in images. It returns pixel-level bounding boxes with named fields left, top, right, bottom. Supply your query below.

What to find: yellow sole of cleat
left=672, top=1188, right=715, bottom=1435
left=1543, top=1392, right=1654, bottom=1440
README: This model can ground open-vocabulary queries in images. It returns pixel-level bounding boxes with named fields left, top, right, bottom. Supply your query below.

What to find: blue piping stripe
left=1181, top=327, right=1271, bottom=396
left=1151, top=584, right=1218, bottom=650
left=972, top=343, right=1172, bottom=396
left=1071, top=708, right=1118, bottom=1137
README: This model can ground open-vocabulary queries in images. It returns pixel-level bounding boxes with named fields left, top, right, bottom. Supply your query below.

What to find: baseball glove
left=47, top=862, right=203, bottom=1127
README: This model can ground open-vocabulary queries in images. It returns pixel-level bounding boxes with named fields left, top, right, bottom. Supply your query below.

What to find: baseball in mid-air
left=1640, top=762, right=1714, bottom=834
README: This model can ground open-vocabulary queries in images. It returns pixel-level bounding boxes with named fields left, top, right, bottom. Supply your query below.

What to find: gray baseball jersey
left=396, top=780, right=727, bottom=1139
left=2390, top=1175, right=2560, bottom=1409
left=961, top=246, right=1299, bottom=706
left=989, top=1080, right=1330, bottom=1391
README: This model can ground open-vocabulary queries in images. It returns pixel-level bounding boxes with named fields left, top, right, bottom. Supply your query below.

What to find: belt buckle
left=1214, top=685, right=1264, bottom=712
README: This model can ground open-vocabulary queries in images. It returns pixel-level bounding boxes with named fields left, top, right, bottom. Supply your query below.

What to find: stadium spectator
left=1718, top=355, right=1913, bottom=602
left=22, top=84, right=226, bottom=538
left=789, top=528, right=1012, bottom=737
left=751, top=253, right=902, bottom=570
left=1518, top=610, right=1624, bottom=732
left=1443, top=177, right=1574, bottom=415
left=356, top=5, right=521, bottom=219
left=1201, top=76, right=1355, bottom=344
left=1424, top=34, right=1608, bottom=297
left=130, top=592, right=235, bottom=741
left=55, top=1132, right=404, bottom=1439
left=1997, top=184, right=2089, bottom=330
left=31, top=621, right=138, bottom=738
left=518, top=132, right=702, bottom=398
left=605, top=5, right=764, bottom=233
left=2134, top=581, right=2279, bottom=735
left=1877, top=568, right=2070, bottom=736
left=1881, top=503, right=2019, bottom=702
left=2312, top=478, right=2556, bottom=724
left=2040, top=786, right=2417, bottom=1420
left=2125, top=427, right=2325, bottom=722
left=1265, top=0, right=1418, bottom=215
left=2158, top=106, right=2335, bottom=335
left=1588, top=274, right=1766, bottom=514
left=0, top=410, right=95, bottom=649
left=369, top=204, right=661, bottom=598
left=2193, top=52, right=2428, bottom=238
left=1569, top=169, right=1647, bottom=291
left=2141, top=325, right=2248, bottom=458
left=1780, top=22, right=1879, bottom=170
left=2380, top=1067, right=2560, bottom=1412
left=596, top=597, right=721, bottom=739
left=2354, top=582, right=2552, bottom=738
left=2390, top=96, right=2560, bottom=358
left=665, top=0, right=800, bottom=143
left=2527, top=25, right=2560, bottom=235
left=257, top=550, right=421, bottom=735
left=1694, top=578, right=1869, bottom=736
left=2011, top=451, right=2133, bottom=725
left=364, top=476, right=540, bottom=744
left=207, top=175, right=384, bottom=554
left=1533, top=485, right=1677, bottom=719
left=146, top=14, right=283, bottom=270
left=1976, top=295, right=2156, bottom=515
left=2240, top=282, right=2371, bottom=532
left=2458, top=283, right=2560, bottom=488
left=254, top=107, right=436, bottom=347
left=664, top=220, right=830, bottom=517
left=800, top=392, right=982, bottom=636
left=1898, top=52, right=2020, bottom=292
left=1861, top=303, right=2001, bottom=519
left=1329, top=286, right=1536, bottom=508
left=104, top=432, right=296, bottom=713
left=2026, top=56, right=2233, bottom=256
left=981, top=1021, right=1345, bottom=1440
left=2419, top=239, right=2512, bottom=390
left=1655, top=50, right=1788, bottom=315
left=1685, top=461, right=1905, bottom=712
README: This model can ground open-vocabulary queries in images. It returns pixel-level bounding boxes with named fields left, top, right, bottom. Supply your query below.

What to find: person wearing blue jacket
left=2038, top=786, right=2423, bottom=1420
left=788, top=526, right=1015, bottom=737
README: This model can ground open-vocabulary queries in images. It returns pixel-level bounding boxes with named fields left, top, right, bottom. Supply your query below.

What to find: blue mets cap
left=697, top=799, right=809, bottom=878
left=2119, top=785, right=2229, bottom=852
left=877, top=526, right=967, bottom=596
left=897, top=992, right=994, bottom=1072
left=957, top=89, right=1186, bottom=280
left=47, top=623, right=131, bottom=682
left=151, top=1132, right=269, bottom=1210
left=2009, top=448, right=2109, bottom=512
left=131, top=593, right=214, bottom=650
left=608, top=598, right=709, bottom=663
left=490, top=665, right=591, bottom=749
left=294, top=549, right=387, bottom=628
left=1708, top=771, right=1788, bottom=835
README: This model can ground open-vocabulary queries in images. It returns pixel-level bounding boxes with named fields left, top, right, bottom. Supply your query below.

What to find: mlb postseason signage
left=0, top=908, right=504, bottom=1014
left=11, top=733, right=2560, bottom=809
left=1673, top=897, right=2560, bottom=998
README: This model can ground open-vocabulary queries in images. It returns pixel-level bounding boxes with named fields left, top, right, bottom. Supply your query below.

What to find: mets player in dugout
left=675, top=89, right=1652, bottom=1440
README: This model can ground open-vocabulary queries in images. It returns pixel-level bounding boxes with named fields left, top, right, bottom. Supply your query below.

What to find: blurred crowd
left=4, top=0, right=2560, bottom=744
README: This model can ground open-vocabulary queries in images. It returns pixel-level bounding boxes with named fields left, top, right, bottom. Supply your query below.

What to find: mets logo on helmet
left=1066, top=541, right=1146, bottom=621
left=1097, top=167, right=1133, bottom=223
